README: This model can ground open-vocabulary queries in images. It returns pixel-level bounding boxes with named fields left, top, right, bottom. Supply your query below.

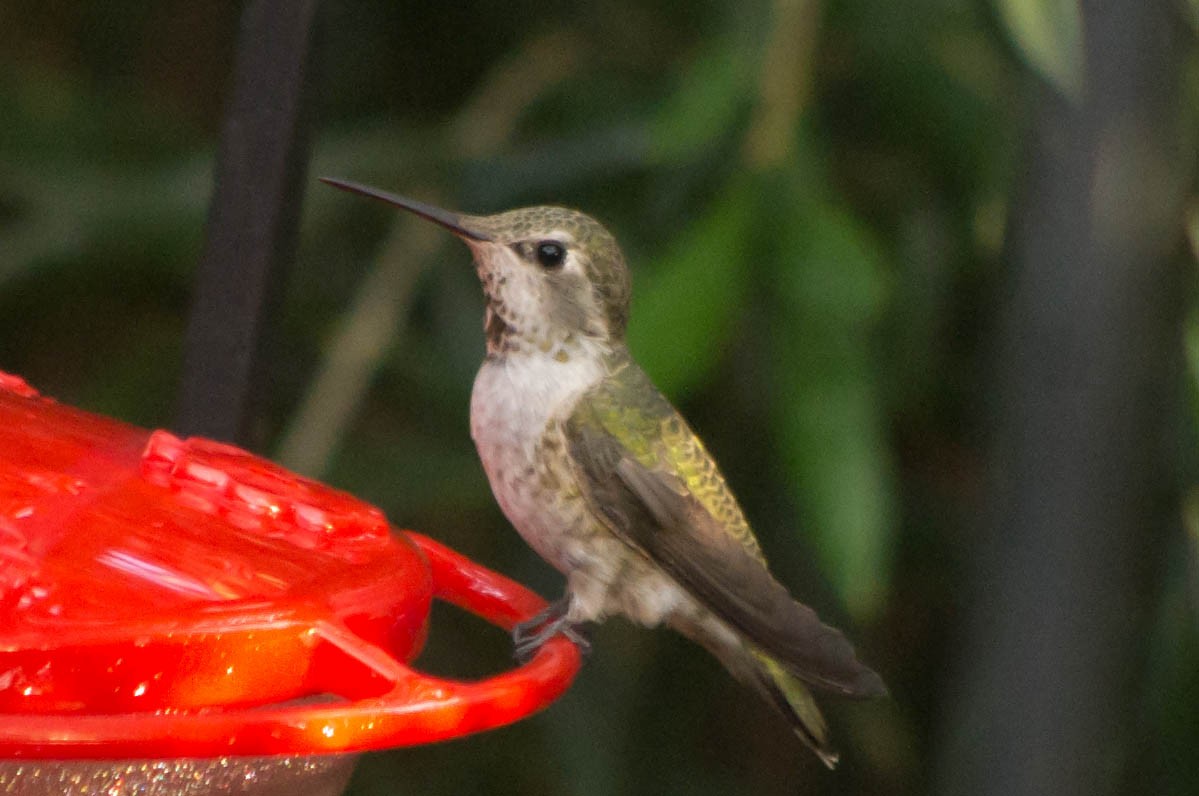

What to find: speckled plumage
left=569, top=354, right=763, bottom=562
left=321, top=179, right=886, bottom=767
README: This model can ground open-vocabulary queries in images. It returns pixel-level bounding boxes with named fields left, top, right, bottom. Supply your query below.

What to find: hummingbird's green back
left=570, top=351, right=764, bottom=563
left=565, top=348, right=885, bottom=701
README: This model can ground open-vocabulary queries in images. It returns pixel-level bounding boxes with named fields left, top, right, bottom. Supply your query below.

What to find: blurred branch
left=935, top=2, right=1193, bottom=794
left=743, top=0, right=822, bottom=169
left=274, top=208, right=440, bottom=476
left=453, top=29, right=587, bottom=158
left=275, top=28, right=583, bottom=478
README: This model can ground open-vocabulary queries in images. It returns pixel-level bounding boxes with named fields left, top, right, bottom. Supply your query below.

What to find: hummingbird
left=322, top=177, right=887, bottom=767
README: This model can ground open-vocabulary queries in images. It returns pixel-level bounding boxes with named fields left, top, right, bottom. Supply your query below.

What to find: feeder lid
left=0, top=372, right=580, bottom=758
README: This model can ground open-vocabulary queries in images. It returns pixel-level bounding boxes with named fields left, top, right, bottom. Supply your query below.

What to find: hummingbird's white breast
left=470, top=344, right=708, bottom=630
left=470, top=346, right=606, bottom=565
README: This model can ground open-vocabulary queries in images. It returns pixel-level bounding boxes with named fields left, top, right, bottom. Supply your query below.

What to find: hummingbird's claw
left=512, top=596, right=591, bottom=662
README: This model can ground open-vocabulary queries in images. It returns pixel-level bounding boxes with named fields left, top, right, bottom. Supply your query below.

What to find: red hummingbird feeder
left=0, top=371, right=581, bottom=794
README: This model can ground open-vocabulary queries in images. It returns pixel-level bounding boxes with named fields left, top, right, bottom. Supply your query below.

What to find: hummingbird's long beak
left=319, top=177, right=493, bottom=242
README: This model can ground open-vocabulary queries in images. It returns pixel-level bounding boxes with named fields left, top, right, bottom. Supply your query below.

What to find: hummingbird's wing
left=565, top=357, right=885, bottom=698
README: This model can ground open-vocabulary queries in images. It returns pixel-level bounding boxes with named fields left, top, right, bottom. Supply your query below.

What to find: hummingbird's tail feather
left=688, top=617, right=841, bottom=768
left=751, top=651, right=840, bottom=769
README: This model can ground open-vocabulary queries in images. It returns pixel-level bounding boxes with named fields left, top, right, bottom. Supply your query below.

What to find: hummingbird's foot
left=513, top=596, right=591, bottom=663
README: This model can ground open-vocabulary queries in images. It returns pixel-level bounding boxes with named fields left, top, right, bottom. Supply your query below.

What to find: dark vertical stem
left=935, top=3, right=1191, bottom=795
left=174, top=0, right=321, bottom=446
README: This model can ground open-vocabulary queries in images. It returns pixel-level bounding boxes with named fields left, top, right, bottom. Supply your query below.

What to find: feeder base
left=0, top=755, right=357, bottom=796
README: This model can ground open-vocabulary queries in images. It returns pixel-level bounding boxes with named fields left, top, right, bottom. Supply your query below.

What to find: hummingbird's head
left=322, top=178, right=631, bottom=358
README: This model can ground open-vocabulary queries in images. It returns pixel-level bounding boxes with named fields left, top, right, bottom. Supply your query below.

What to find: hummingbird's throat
left=483, top=305, right=517, bottom=354
left=481, top=297, right=605, bottom=365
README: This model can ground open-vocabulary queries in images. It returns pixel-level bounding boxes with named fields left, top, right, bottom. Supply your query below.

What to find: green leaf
left=996, top=0, right=1085, bottom=99
left=767, top=186, right=895, bottom=621
left=626, top=179, right=755, bottom=396
left=646, top=42, right=752, bottom=164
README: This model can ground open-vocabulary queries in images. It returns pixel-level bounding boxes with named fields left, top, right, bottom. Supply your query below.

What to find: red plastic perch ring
left=0, top=371, right=581, bottom=758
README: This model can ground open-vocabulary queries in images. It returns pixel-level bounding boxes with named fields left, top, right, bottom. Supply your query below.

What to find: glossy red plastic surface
left=0, top=372, right=580, bottom=758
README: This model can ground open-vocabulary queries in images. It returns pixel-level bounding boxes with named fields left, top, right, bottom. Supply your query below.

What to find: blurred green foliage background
left=1, top=1, right=1196, bottom=794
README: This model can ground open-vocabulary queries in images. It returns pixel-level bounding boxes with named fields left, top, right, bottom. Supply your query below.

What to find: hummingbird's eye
left=535, top=241, right=567, bottom=269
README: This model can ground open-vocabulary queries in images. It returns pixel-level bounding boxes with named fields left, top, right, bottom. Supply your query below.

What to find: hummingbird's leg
left=512, top=594, right=591, bottom=662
